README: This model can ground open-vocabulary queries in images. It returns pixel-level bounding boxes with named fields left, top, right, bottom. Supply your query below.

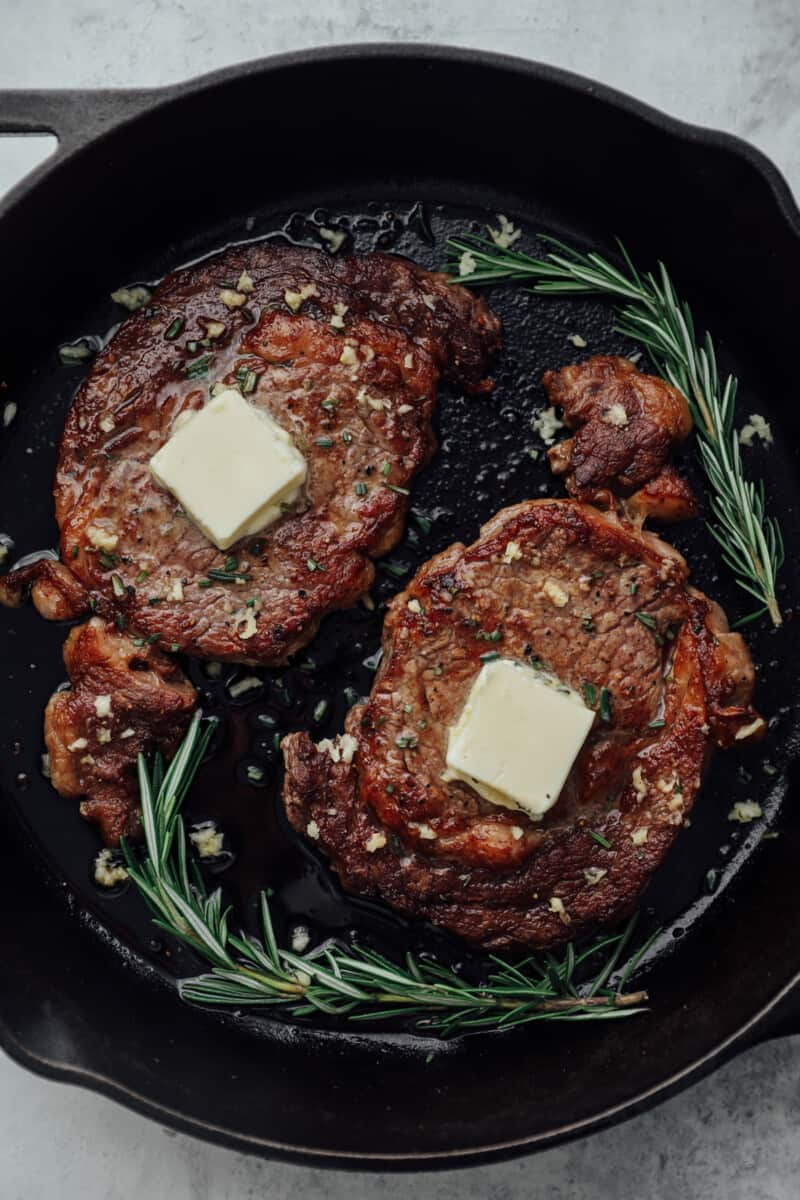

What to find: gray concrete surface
left=1, top=1, right=799, bottom=1195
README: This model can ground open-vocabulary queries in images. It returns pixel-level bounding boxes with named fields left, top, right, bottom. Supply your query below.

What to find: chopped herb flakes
left=589, top=830, right=612, bottom=850
left=186, top=353, right=213, bottom=380
left=476, top=628, right=503, bottom=643
left=235, top=367, right=258, bottom=394
left=164, top=316, right=185, bottom=340
left=380, top=560, right=410, bottom=579
left=635, top=611, right=663, bottom=644
left=599, top=687, right=613, bottom=723
left=206, top=568, right=252, bottom=584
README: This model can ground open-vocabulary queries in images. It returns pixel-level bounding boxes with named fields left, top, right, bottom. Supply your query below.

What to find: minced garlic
left=220, top=287, right=247, bottom=308
left=458, top=250, right=477, bottom=276
left=110, top=285, right=152, bottom=311
left=543, top=579, right=569, bottom=608
left=94, top=849, right=128, bottom=888
left=631, top=766, right=647, bottom=800
left=340, top=734, right=358, bottom=764
left=488, top=214, right=521, bottom=250
left=602, top=403, right=628, bottom=427
left=728, top=800, right=762, bottom=824
left=319, top=227, right=345, bottom=253
left=190, top=823, right=225, bottom=858
left=738, top=413, right=773, bottom=448
left=531, top=406, right=564, bottom=445
left=284, top=282, right=320, bottom=312
left=86, top=525, right=118, bottom=553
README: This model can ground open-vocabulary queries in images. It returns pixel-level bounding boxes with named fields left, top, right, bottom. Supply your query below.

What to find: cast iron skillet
left=1, top=45, right=800, bottom=1169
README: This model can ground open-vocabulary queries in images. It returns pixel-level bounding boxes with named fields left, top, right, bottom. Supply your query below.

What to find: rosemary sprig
left=123, top=714, right=652, bottom=1034
left=448, top=234, right=784, bottom=626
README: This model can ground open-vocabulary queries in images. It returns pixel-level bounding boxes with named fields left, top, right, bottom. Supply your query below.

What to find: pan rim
left=1, top=40, right=799, bottom=1166
left=1, top=42, right=799, bottom=239
left=0, top=961, right=796, bottom=1167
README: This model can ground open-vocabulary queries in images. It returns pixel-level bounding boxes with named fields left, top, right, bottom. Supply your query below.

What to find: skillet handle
left=0, top=88, right=161, bottom=154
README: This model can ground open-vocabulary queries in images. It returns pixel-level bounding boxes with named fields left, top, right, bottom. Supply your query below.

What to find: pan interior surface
left=1, top=49, right=799, bottom=1163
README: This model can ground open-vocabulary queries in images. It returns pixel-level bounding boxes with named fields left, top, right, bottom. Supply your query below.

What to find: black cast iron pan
left=1, top=45, right=800, bottom=1168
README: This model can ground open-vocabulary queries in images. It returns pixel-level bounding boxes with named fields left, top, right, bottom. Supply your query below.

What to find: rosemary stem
left=765, top=592, right=782, bottom=627
left=355, top=989, right=649, bottom=1012
left=237, top=966, right=306, bottom=995
left=447, top=233, right=783, bottom=628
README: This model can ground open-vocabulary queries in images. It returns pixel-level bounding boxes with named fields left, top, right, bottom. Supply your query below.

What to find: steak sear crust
left=283, top=500, right=763, bottom=950
left=15, top=245, right=500, bottom=665
left=44, top=618, right=196, bottom=844
left=544, top=356, right=694, bottom=511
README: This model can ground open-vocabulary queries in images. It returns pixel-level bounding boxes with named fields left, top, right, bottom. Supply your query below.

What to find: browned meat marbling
left=283, top=499, right=763, bottom=951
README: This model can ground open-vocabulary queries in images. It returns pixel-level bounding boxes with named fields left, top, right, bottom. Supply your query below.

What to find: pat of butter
left=150, top=389, right=306, bottom=550
left=443, top=658, right=594, bottom=819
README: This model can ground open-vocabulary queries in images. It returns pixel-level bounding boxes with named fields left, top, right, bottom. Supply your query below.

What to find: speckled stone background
left=1, top=2, right=799, bottom=1196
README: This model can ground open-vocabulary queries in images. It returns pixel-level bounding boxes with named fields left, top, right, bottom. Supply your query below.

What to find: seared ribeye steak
left=283, top=500, right=762, bottom=950
left=4, top=245, right=500, bottom=665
